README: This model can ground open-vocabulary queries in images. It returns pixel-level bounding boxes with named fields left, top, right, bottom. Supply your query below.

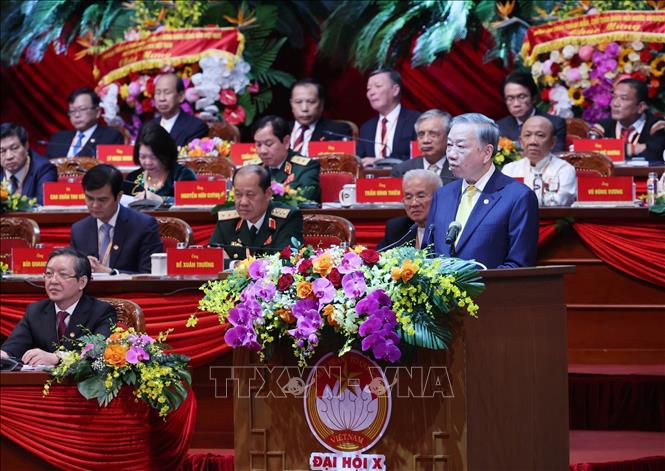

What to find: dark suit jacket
left=309, top=118, right=353, bottom=141
left=153, top=112, right=208, bottom=148
left=597, top=112, right=665, bottom=162
left=1, top=151, right=57, bottom=205
left=426, top=170, right=539, bottom=269
left=390, top=157, right=457, bottom=185
left=46, top=126, right=124, bottom=158
left=1, top=295, right=116, bottom=358
left=357, top=108, right=421, bottom=160
left=70, top=204, right=164, bottom=274
left=497, top=108, right=567, bottom=152
left=376, top=216, right=417, bottom=251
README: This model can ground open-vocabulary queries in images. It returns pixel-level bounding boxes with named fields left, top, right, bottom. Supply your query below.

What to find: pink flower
left=542, top=60, right=554, bottom=76
left=128, top=81, right=141, bottom=97
left=81, top=343, right=94, bottom=357
left=271, top=182, right=285, bottom=195
left=219, top=89, right=237, bottom=106
left=200, top=139, right=216, bottom=153
left=125, top=346, right=149, bottom=364
left=224, top=105, right=246, bottom=125
left=248, top=81, right=260, bottom=93
left=578, top=45, right=594, bottom=61
left=566, top=68, right=582, bottom=83
left=184, top=87, right=199, bottom=103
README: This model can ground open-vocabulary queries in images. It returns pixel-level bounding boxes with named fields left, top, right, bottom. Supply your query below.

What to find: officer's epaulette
left=243, top=158, right=262, bottom=166
left=271, top=207, right=291, bottom=219
left=290, top=155, right=311, bottom=166
left=218, top=209, right=240, bottom=220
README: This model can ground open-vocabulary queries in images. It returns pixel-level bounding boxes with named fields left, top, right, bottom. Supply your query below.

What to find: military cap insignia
left=218, top=209, right=240, bottom=220
left=290, top=156, right=310, bottom=166
left=271, top=207, right=291, bottom=218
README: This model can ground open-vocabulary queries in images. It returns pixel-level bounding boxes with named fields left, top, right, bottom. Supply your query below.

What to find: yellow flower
left=119, top=83, right=129, bottom=100
left=322, top=304, right=338, bottom=327
left=296, top=281, right=313, bottom=299
left=185, top=314, right=198, bottom=328
left=313, top=253, right=333, bottom=276
left=498, top=136, right=515, bottom=152
left=651, top=56, right=665, bottom=77
left=568, top=87, right=585, bottom=106
left=399, top=260, right=418, bottom=282
left=618, top=48, right=634, bottom=68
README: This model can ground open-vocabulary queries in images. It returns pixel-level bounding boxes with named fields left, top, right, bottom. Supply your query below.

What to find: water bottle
left=532, top=172, right=543, bottom=205
left=646, top=171, right=657, bottom=207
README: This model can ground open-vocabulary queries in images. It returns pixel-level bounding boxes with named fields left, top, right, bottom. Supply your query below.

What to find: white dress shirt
left=374, top=104, right=401, bottom=158
left=67, top=124, right=98, bottom=157
left=501, top=154, right=577, bottom=206
left=290, top=120, right=318, bottom=156
left=160, top=112, right=180, bottom=133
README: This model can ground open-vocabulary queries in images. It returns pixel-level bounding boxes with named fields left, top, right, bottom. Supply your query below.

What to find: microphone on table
left=445, top=221, right=462, bottom=257
left=377, top=223, right=418, bottom=252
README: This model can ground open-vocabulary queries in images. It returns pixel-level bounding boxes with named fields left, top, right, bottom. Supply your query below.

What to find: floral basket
left=178, top=137, right=232, bottom=159
left=45, top=327, right=191, bottom=417
left=195, top=243, right=484, bottom=366
left=1, top=180, right=36, bottom=213
left=495, top=136, right=522, bottom=168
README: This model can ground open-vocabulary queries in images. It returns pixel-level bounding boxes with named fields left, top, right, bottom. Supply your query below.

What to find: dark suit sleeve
left=108, top=128, right=125, bottom=145
left=1, top=309, right=37, bottom=358
left=296, top=160, right=321, bottom=202
left=552, top=116, right=567, bottom=152
left=357, top=120, right=376, bottom=158
left=498, top=189, right=539, bottom=269
left=46, top=131, right=72, bottom=158
left=642, top=119, right=665, bottom=162
left=137, top=216, right=164, bottom=274
left=34, top=160, right=58, bottom=205
left=271, top=211, right=304, bottom=250
left=90, top=301, right=117, bottom=337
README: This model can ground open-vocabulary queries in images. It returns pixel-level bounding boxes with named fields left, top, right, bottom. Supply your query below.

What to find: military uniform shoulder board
left=218, top=209, right=240, bottom=220
left=271, top=207, right=291, bottom=219
left=290, top=155, right=311, bottom=166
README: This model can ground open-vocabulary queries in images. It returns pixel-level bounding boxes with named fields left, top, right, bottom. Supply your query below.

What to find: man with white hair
left=426, top=113, right=539, bottom=268
left=377, top=169, right=442, bottom=250
left=502, top=115, right=577, bottom=206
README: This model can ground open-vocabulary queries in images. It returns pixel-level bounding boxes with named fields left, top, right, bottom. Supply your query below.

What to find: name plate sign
left=577, top=176, right=633, bottom=202
left=43, top=182, right=86, bottom=206
left=166, top=248, right=224, bottom=275
left=174, top=181, right=226, bottom=206
left=11, top=247, right=52, bottom=274
left=230, top=143, right=258, bottom=165
left=309, top=141, right=356, bottom=157
left=356, top=178, right=403, bottom=203
left=97, top=144, right=135, bottom=165
left=574, top=139, right=625, bottom=162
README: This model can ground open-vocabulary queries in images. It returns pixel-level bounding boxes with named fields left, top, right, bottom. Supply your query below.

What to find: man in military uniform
left=209, top=165, right=304, bottom=263
left=253, top=115, right=321, bottom=203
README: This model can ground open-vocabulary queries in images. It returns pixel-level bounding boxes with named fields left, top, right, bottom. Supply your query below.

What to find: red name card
left=574, top=139, right=625, bottom=162
left=43, top=182, right=86, bottom=206
left=174, top=180, right=226, bottom=206
left=308, top=140, right=356, bottom=157
left=577, top=176, right=633, bottom=202
left=97, top=144, right=135, bottom=165
left=356, top=178, right=403, bottom=203
left=11, top=247, right=52, bottom=274
left=230, top=143, right=258, bottom=165
left=166, top=248, right=224, bottom=275
left=410, top=140, right=421, bottom=158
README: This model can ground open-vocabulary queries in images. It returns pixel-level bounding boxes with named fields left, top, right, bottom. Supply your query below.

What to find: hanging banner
left=521, top=11, right=665, bottom=64
left=96, top=27, right=243, bottom=85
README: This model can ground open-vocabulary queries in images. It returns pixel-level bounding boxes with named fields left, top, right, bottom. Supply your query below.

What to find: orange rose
left=390, top=267, right=403, bottom=281
left=322, top=304, right=338, bottom=327
left=107, top=332, right=123, bottom=343
left=296, top=281, right=313, bottom=299
left=313, top=253, right=334, bottom=276
left=400, top=260, right=418, bottom=282
left=103, top=344, right=128, bottom=367
left=277, top=308, right=295, bottom=323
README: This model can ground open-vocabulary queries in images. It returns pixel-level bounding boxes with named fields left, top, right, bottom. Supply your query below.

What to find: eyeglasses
left=44, top=271, right=79, bottom=281
left=67, top=107, right=97, bottom=116
left=402, top=193, right=431, bottom=204
left=505, top=94, right=531, bottom=103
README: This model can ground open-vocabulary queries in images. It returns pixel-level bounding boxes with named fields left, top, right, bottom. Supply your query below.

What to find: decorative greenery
left=194, top=243, right=484, bottom=366
left=1, top=180, right=37, bottom=213
left=44, top=326, right=191, bottom=417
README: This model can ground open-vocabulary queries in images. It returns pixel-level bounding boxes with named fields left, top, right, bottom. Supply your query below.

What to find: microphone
left=378, top=223, right=417, bottom=252
left=322, top=130, right=383, bottom=146
left=445, top=221, right=462, bottom=257
left=422, top=223, right=435, bottom=248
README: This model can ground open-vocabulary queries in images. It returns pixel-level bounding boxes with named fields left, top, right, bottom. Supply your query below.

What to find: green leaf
left=77, top=376, right=107, bottom=401
left=400, top=313, right=451, bottom=350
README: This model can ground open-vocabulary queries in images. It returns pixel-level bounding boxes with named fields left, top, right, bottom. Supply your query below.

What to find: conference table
left=1, top=205, right=664, bottom=452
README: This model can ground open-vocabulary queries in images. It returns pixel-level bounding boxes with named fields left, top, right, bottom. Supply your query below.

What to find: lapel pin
left=113, top=245, right=119, bottom=250
left=69, top=332, right=75, bottom=337
left=483, top=199, right=489, bottom=204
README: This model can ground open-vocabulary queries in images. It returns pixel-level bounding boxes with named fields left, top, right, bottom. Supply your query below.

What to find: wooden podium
left=233, top=266, right=573, bottom=471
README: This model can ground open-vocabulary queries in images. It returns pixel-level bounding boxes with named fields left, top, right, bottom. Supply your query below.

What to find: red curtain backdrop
left=0, top=385, right=196, bottom=470
left=0, top=293, right=228, bottom=367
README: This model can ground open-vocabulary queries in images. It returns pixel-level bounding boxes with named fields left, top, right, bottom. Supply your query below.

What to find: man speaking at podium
left=426, top=113, right=539, bottom=269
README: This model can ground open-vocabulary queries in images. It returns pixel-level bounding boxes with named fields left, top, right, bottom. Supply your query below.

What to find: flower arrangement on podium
left=178, top=137, right=232, bottom=158
left=44, top=327, right=191, bottom=417
left=494, top=136, right=521, bottom=168
left=197, top=243, right=484, bottom=366
left=1, top=180, right=36, bottom=213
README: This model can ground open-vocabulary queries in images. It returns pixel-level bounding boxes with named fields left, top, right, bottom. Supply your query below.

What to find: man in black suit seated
left=46, top=87, right=124, bottom=158
left=391, top=109, right=456, bottom=185
left=289, top=78, right=352, bottom=156
left=1, top=247, right=116, bottom=366
left=357, top=67, right=421, bottom=166
left=152, top=72, right=208, bottom=147
left=496, top=72, right=566, bottom=152
left=376, top=169, right=442, bottom=251
left=1, top=122, right=57, bottom=205
left=590, top=78, right=665, bottom=162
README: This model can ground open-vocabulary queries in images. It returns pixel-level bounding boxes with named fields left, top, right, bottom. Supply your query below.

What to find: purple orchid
left=357, top=289, right=401, bottom=362
left=81, top=343, right=95, bottom=357
left=200, top=139, right=216, bottom=153
left=271, top=181, right=285, bottom=195
left=288, top=299, right=323, bottom=345
left=248, top=260, right=269, bottom=280
left=337, top=252, right=362, bottom=274
left=126, top=346, right=149, bottom=364
left=224, top=325, right=261, bottom=350
left=312, top=277, right=336, bottom=304
left=255, top=280, right=276, bottom=301
left=341, top=271, right=367, bottom=299
left=281, top=265, right=295, bottom=275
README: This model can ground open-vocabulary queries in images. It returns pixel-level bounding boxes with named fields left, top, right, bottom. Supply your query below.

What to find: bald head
left=520, top=116, right=555, bottom=163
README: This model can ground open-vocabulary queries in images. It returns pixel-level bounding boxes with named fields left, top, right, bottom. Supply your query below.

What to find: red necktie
left=57, top=311, right=68, bottom=340
left=293, top=125, right=308, bottom=153
left=380, top=117, right=388, bottom=157
left=620, top=126, right=634, bottom=141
